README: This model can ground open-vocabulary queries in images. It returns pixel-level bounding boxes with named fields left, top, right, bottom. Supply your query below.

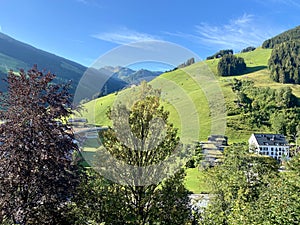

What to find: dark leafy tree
left=268, top=40, right=300, bottom=84
left=217, top=54, right=246, bottom=76
left=0, top=66, right=79, bottom=224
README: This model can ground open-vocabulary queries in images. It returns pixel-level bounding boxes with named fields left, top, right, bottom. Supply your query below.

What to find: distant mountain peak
left=98, top=66, right=163, bottom=85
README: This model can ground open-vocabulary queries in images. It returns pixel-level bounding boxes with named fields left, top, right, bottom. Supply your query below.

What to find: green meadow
left=77, top=47, right=300, bottom=193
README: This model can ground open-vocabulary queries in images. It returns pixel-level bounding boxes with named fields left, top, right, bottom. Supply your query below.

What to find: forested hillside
left=262, top=25, right=300, bottom=48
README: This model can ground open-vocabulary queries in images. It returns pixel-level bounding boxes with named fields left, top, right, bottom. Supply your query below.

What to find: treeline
left=206, top=49, right=233, bottom=60
left=168, top=57, right=195, bottom=72
left=262, top=25, right=300, bottom=49
left=241, top=46, right=256, bottom=53
left=269, top=40, right=300, bottom=84
left=178, top=57, right=195, bottom=68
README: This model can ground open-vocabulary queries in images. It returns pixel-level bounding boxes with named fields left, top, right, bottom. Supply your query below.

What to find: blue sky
left=0, top=0, right=299, bottom=68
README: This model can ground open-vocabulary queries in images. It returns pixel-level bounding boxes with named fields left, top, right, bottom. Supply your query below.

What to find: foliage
left=241, top=46, right=256, bottom=53
left=230, top=78, right=298, bottom=130
left=206, top=49, right=233, bottom=60
left=241, top=153, right=300, bottom=225
left=199, top=144, right=279, bottom=225
left=70, top=82, right=192, bottom=224
left=270, top=109, right=300, bottom=142
left=185, top=142, right=203, bottom=168
left=217, top=54, right=246, bottom=76
left=0, top=66, right=79, bottom=224
left=262, top=25, right=300, bottom=49
left=268, top=40, right=300, bottom=84
left=199, top=144, right=300, bottom=225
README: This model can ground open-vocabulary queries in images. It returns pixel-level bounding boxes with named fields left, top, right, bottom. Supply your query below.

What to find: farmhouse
left=248, top=133, right=289, bottom=160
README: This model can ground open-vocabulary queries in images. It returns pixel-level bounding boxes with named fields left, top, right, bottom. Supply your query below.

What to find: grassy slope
left=185, top=168, right=211, bottom=194
left=78, top=47, right=300, bottom=193
left=205, top=48, right=300, bottom=142
left=81, top=47, right=299, bottom=143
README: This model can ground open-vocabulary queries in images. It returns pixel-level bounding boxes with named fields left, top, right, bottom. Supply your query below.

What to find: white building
left=248, top=133, right=289, bottom=160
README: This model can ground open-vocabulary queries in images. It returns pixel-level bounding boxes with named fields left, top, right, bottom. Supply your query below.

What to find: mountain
left=98, top=66, right=163, bottom=84
left=0, top=32, right=127, bottom=101
left=262, top=25, right=300, bottom=49
left=122, top=69, right=162, bottom=84
left=98, top=66, right=135, bottom=79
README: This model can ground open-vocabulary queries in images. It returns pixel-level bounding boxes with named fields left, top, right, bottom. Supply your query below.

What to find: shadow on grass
left=243, top=65, right=267, bottom=74
left=219, top=66, right=268, bottom=77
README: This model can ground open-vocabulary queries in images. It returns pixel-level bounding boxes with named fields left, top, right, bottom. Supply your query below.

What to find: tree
left=199, top=144, right=279, bottom=225
left=70, top=82, right=192, bottom=224
left=244, top=152, right=300, bottom=225
left=217, top=54, right=246, bottom=76
left=0, top=66, right=79, bottom=224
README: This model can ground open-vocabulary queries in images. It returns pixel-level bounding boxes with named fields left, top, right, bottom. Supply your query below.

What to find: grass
left=77, top=47, right=300, bottom=193
left=184, top=168, right=211, bottom=194
left=151, top=67, right=212, bottom=141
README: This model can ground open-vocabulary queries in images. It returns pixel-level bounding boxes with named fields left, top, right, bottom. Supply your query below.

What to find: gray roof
left=253, top=133, right=288, bottom=146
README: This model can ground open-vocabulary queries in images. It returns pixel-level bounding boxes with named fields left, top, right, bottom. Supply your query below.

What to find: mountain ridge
left=0, top=32, right=128, bottom=99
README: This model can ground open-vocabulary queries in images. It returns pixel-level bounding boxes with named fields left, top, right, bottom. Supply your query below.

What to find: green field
left=79, top=47, right=300, bottom=143
left=76, top=47, right=300, bottom=193
left=184, top=168, right=211, bottom=194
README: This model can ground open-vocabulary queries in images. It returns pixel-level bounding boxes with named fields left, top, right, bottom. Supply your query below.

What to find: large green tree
left=0, top=66, right=79, bottom=224
left=70, top=82, right=192, bottom=225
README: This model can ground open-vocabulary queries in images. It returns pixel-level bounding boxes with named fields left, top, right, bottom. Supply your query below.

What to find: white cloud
left=0, top=25, right=2, bottom=32
left=93, top=27, right=160, bottom=44
left=193, top=14, right=281, bottom=51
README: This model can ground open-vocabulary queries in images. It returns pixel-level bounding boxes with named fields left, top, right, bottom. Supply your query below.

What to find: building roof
left=252, top=133, right=288, bottom=146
